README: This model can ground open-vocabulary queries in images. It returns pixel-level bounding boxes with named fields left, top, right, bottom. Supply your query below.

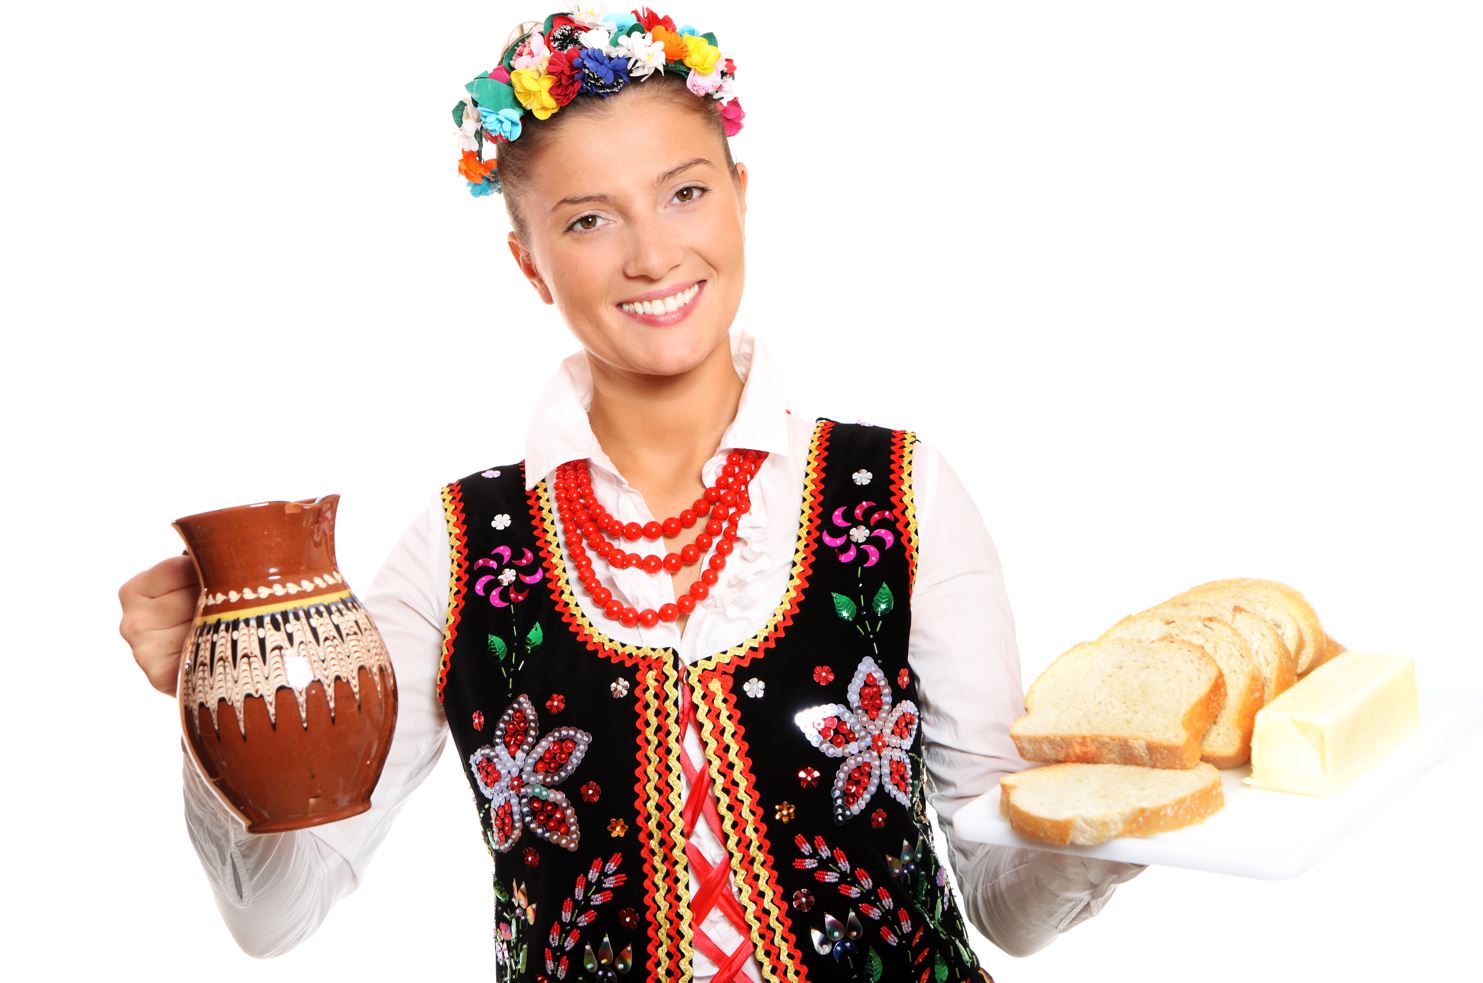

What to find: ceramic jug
left=173, top=495, right=398, bottom=832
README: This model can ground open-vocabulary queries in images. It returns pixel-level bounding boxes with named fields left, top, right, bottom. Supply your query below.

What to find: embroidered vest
left=437, top=418, right=995, bottom=983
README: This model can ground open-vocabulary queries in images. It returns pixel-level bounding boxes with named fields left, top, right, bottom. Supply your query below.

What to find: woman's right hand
left=119, top=554, right=200, bottom=697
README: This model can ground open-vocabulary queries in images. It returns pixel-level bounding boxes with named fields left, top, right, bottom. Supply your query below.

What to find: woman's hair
left=495, top=66, right=738, bottom=242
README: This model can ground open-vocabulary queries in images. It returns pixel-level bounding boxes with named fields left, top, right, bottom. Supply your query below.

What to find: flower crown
left=454, top=5, right=743, bottom=197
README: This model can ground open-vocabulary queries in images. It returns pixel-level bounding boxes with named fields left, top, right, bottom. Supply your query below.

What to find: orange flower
left=649, top=25, right=688, bottom=62
left=458, top=150, right=497, bottom=183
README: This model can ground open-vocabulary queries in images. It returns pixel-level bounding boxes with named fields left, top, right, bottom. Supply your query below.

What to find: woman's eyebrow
left=549, top=157, right=715, bottom=213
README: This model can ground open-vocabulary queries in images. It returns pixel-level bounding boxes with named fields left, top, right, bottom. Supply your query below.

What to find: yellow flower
left=510, top=68, right=560, bottom=120
left=681, top=36, right=720, bottom=75
left=774, top=801, right=796, bottom=824
left=608, top=817, right=628, bottom=837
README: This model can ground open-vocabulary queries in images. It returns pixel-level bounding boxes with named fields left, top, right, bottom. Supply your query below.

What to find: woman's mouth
left=616, top=280, right=704, bottom=326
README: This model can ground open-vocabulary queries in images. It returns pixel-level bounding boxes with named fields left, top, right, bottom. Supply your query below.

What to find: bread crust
left=1181, top=578, right=1326, bottom=675
left=998, top=762, right=1225, bottom=846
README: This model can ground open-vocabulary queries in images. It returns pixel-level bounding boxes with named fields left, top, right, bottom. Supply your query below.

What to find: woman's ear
left=507, top=231, right=554, bottom=305
left=733, top=161, right=748, bottom=222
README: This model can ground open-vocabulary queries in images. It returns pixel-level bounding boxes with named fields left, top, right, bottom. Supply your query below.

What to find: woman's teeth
left=619, top=282, right=700, bottom=316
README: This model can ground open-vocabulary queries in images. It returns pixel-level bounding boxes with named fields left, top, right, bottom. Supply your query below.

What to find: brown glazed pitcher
left=173, top=495, right=398, bottom=833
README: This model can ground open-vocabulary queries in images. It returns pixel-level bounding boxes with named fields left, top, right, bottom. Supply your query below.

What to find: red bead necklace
left=553, top=448, right=766, bottom=629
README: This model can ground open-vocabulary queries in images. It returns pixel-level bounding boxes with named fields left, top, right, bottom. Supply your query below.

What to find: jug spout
left=173, top=494, right=341, bottom=596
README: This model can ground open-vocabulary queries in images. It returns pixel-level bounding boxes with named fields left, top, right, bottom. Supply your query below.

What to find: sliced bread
left=1010, top=637, right=1225, bottom=770
left=999, top=761, right=1225, bottom=845
left=1180, top=578, right=1327, bottom=674
left=1100, top=611, right=1263, bottom=768
left=1147, top=596, right=1296, bottom=704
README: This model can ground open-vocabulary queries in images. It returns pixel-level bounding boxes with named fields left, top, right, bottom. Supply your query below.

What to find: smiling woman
left=117, top=5, right=1147, bottom=982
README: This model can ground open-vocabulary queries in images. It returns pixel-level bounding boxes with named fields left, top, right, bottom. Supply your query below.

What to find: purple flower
left=574, top=48, right=630, bottom=96
left=473, top=545, right=545, bottom=607
left=821, top=500, right=896, bottom=566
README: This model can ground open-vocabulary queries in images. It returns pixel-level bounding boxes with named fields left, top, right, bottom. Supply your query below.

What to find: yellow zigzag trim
left=895, top=429, right=921, bottom=601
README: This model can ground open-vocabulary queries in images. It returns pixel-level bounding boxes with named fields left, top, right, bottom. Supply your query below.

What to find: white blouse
left=181, top=326, right=1143, bottom=970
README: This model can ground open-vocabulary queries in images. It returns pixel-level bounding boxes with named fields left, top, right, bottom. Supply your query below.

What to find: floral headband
left=454, top=5, right=744, bottom=196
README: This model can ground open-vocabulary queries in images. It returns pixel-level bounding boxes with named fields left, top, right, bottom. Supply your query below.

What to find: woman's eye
left=673, top=184, right=708, bottom=204
left=567, top=213, right=607, bottom=233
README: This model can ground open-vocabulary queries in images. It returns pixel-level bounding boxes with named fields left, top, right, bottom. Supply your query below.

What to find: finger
left=121, top=555, right=199, bottom=602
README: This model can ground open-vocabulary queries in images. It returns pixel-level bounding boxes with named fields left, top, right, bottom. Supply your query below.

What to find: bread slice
left=1304, top=634, right=1347, bottom=676
left=1147, top=596, right=1296, bottom=704
left=1101, top=611, right=1263, bottom=768
left=1180, top=579, right=1327, bottom=674
left=999, top=761, right=1225, bottom=845
left=1011, top=637, right=1225, bottom=770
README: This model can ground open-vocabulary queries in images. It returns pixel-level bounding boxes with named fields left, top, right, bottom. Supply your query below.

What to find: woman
left=118, top=7, right=1144, bottom=980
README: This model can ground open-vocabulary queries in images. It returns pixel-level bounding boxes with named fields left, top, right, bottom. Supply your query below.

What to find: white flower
left=498, top=568, right=518, bottom=586
left=482, top=469, right=502, bottom=478
left=743, top=677, right=765, bottom=699
left=568, top=3, right=609, bottom=27
left=852, top=469, right=872, bottom=486
left=615, top=31, right=666, bottom=78
left=714, top=74, right=738, bottom=104
left=610, top=677, right=631, bottom=698
left=492, top=513, right=512, bottom=530
left=578, top=27, right=614, bottom=53
left=849, top=525, right=869, bottom=544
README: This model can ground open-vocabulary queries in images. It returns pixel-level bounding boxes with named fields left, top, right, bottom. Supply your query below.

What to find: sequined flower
left=522, top=846, right=540, bottom=867
left=774, top=801, right=796, bottom=823
left=472, top=710, right=485, bottom=731
left=491, top=513, right=512, bottom=530
left=608, top=818, right=628, bottom=837
left=813, top=665, right=834, bottom=685
left=583, top=934, right=634, bottom=976
left=473, top=544, right=544, bottom=607
left=822, top=500, right=896, bottom=566
left=897, top=668, right=910, bottom=689
left=469, top=695, right=591, bottom=852
left=743, top=677, right=765, bottom=699
left=792, top=888, right=815, bottom=912
left=619, top=906, right=640, bottom=929
left=481, top=469, right=502, bottom=478
left=870, top=808, right=887, bottom=829
left=510, top=879, right=537, bottom=925
left=580, top=780, right=602, bottom=803
left=610, top=677, right=631, bottom=698
left=852, top=469, right=872, bottom=486
left=794, top=655, right=920, bottom=823
left=798, top=766, right=820, bottom=788
left=546, top=693, right=566, bottom=714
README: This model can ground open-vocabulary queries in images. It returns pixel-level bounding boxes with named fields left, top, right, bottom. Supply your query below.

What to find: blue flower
left=468, top=175, right=500, bottom=197
left=602, top=10, right=637, bottom=32
left=573, top=48, right=629, bottom=97
left=478, top=106, right=523, bottom=142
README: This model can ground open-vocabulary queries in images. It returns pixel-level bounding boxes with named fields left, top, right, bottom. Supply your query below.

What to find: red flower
left=633, top=7, right=675, bottom=32
left=472, top=710, right=485, bottom=731
left=547, top=47, right=582, bottom=106
left=580, top=780, right=602, bottom=803
left=897, top=668, right=910, bottom=689
left=546, top=693, right=566, bottom=714
left=522, top=846, right=540, bottom=866
left=871, top=808, right=887, bottom=829
left=814, top=665, right=834, bottom=685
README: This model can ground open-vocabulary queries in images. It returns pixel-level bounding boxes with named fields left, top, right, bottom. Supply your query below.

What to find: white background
left=4, top=1, right=1479, bottom=979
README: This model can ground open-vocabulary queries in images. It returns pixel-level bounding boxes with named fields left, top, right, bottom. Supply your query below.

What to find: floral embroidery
left=813, top=665, right=834, bottom=685
left=618, top=907, right=639, bottom=929
left=523, top=846, right=540, bottom=867
left=743, top=677, right=765, bottom=699
left=541, top=852, right=628, bottom=981
left=870, top=808, right=887, bottom=829
left=607, top=818, right=628, bottom=837
left=774, top=801, right=796, bottom=823
left=792, top=888, right=815, bottom=912
left=798, top=766, right=820, bottom=788
left=482, top=468, right=502, bottom=478
left=474, top=544, right=545, bottom=607
left=494, top=877, right=538, bottom=974
left=852, top=468, right=873, bottom=486
left=794, top=655, right=920, bottom=822
left=897, top=667, right=910, bottom=689
left=492, top=513, right=513, bottom=530
left=469, top=695, right=591, bottom=852
left=472, top=710, right=485, bottom=731
left=580, top=780, right=602, bottom=804
left=546, top=693, right=566, bottom=714
left=810, top=909, right=865, bottom=965
left=822, top=500, right=896, bottom=567
left=582, top=933, right=634, bottom=976
left=487, top=622, right=544, bottom=698
left=610, top=677, right=631, bottom=698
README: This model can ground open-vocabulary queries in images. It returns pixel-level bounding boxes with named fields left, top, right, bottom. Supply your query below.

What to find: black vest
left=437, top=417, right=995, bottom=982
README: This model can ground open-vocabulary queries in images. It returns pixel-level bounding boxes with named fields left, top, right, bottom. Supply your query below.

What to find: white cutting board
left=950, top=687, right=1482, bottom=879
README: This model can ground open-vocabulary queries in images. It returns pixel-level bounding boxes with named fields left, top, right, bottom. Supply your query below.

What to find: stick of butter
left=1244, top=652, right=1419, bottom=796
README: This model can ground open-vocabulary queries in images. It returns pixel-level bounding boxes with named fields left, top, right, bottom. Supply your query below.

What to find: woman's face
left=506, top=87, right=748, bottom=381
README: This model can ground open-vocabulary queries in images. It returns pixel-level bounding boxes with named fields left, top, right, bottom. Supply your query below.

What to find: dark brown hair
left=495, top=70, right=738, bottom=241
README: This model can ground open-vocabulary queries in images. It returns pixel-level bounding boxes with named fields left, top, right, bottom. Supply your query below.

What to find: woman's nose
left=621, top=211, right=684, bottom=280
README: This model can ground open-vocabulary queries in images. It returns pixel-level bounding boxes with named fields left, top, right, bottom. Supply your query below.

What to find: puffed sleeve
left=180, top=490, right=453, bottom=957
left=906, top=440, right=1145, bottom=958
